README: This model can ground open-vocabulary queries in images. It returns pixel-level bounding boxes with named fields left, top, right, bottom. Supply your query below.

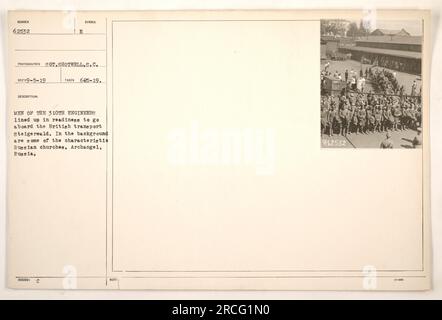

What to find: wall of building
left=355, top=41, right=422, bottom=52
left=339, top=47, right=421, bottom=75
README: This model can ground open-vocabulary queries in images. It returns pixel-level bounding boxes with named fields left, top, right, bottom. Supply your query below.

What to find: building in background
left=338, top=33, right=422, bottom=75
left=370, top=28, right=411, bottom=36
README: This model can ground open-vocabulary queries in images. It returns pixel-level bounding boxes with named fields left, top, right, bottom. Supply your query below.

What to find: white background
left=0, top=0, right=441, bottom=299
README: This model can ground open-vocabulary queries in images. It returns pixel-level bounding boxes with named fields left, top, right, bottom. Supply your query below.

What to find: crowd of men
left=362, top=54, right=421, bottom=75
left=320, top=66, right=423, bottom=143
left=321, top=65, right=421, bottom=96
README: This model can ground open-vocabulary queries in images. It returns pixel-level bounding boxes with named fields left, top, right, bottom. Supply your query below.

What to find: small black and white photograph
left=320, top=19, right=423, bottom=148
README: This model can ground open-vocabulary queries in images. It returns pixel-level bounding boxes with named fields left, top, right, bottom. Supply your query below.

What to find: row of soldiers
left=321, top=92, right=422, bottom=137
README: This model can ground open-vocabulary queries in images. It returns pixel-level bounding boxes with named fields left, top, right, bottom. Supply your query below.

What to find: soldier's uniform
left=345, top=106, right=354, bottom=135
left=408, top=108, right=417, bottom=129
left=382, top=107, right=389, bottom=131
left=328, top=107, right=337, bottom=137
left=411, top=81, right=417, bottom=96
left=357, top=107, right=367, bottom=134
left=366, top=108, right=375, bottom=133
left=334, top=107, right=343, bottom=135
left=380, top=133, right=394, bottom=149
left=393, top=107, right=402, bottom=131
left=352, top=107, right=358, bottom=134
left=321, top=107, right=329, bottom=136
left=402, top=107, right=411, bottom=129
left=416, top=107, right=422, bottom=127
left=374, top=108, right=382, bottom=132
left=340, top=106, right=351, bottom=136
left=386, top=107, right=395, bottom=131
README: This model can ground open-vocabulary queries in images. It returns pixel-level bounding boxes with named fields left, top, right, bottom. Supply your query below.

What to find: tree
left=347, top=22, right=359, bottom=38
left=320, top=20, right=348, bottom=36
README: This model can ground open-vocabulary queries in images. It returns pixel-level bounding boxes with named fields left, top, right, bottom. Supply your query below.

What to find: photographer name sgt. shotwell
left=166, top=121, right=276, bottom=176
